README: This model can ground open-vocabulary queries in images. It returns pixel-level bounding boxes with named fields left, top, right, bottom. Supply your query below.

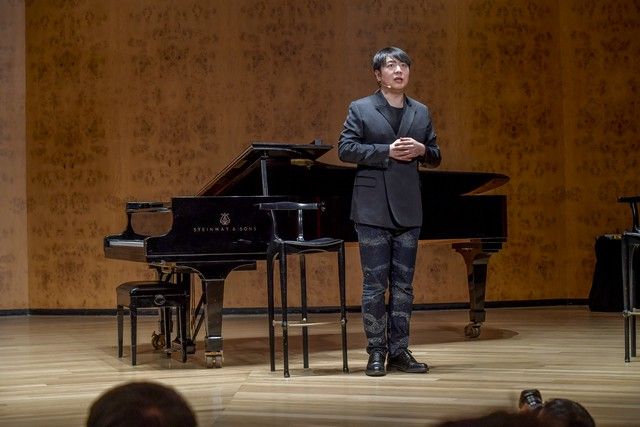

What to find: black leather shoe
left=387, top=349, right=428, bottom=373
left=365, top=351, right=386, bottom=376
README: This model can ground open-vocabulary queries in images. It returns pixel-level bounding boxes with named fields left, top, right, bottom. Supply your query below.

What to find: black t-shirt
left=390, top=106, right=404, bottom=134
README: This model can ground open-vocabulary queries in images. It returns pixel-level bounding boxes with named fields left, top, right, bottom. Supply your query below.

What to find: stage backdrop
left=0, top=0, right=28, bottom=310
left=1, top=0, right=638, bottom=311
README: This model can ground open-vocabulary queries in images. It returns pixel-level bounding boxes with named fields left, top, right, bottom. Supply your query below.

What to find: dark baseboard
left=0, top=299, right=590, bottom=317
left=485, top=298, right=589, bottom=308
left=0, top=309, right=29, bottom=316
left=29, top=308, right=118, bottom=316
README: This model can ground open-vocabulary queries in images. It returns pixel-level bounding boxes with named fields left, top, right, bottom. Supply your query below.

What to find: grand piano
left=104, top=141, right=508, bottom=368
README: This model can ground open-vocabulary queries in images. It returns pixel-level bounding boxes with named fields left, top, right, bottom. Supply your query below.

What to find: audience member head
left=436, top=390, right=596, bottom=427
left=436, top=410, right=548, bottom=427
left=86, top=381, right=197, bottom=427
left=538, top=398, right=595, bottom=427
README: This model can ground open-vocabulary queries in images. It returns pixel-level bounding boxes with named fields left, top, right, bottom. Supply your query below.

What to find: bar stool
left=619, top=195, right=640, bottom=362
left=116, top=280, right=190, bottom=366
left=258, top=201, right=348, bottom=378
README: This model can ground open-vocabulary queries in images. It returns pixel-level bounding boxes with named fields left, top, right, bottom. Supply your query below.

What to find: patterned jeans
left=355, top=223, right=420, bottom=357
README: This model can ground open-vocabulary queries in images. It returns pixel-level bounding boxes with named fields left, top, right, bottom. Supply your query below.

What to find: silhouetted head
left=87, top=381, right=197, bottom=427
left=538, top=398, right=595, bottom=427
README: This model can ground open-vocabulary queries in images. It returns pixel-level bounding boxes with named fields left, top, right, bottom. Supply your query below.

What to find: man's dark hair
left=87, top=381, right=197, bottom=427
left=372, top=46, right=412, bottom=71
left=538, top=398, right=595, bottom=427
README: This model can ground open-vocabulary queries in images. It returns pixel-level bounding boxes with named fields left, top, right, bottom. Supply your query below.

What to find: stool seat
left=117, top=281, right=189, bottom=306
left=117, top=280, right=190, bottom=366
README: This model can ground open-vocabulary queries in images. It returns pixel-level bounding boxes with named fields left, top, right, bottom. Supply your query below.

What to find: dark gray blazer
left=338, top=91, right=441, bottom=228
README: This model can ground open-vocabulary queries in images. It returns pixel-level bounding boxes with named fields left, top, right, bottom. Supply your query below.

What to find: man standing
left=338, top=46, right=441, bottom=376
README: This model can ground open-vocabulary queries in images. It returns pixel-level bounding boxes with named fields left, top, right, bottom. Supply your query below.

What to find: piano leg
left=175, top=272, right=196, bottom=355
left=453, top=245, right=493, bottom=338
left=466, top=253, right=490, bottom=338
left=186, top=262, right=259, bottom=368
left=202, top=278, right=225, bottom=368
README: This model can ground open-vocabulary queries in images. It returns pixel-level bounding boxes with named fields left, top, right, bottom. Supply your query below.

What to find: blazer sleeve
left=418, top=107, right=441, bottom=168
left=338, top=102, right=390, bottom=168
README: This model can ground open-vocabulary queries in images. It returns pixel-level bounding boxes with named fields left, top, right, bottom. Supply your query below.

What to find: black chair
left=258, top=201, right=348, bottom=377
left=116, top=280, right=190, bottom=366
left=619, top=195, right=640, bottom=362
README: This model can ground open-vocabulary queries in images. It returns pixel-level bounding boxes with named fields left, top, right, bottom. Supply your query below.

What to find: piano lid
left=198, top=140, right=509, bottom=198
left=419, top=169, right=509, bottom=196
left=197, top=141, right=333, bottom=196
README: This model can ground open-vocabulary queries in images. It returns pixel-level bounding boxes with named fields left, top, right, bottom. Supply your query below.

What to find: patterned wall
left=0, top=0, right=28, bottom=310
left=454, top=1, right=569, bottom=300
left=6, top=0, right=639, bottom=310
left=561, top=1, right=640, bottom=294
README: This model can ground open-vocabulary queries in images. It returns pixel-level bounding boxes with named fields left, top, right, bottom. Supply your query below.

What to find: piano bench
left=116, top=280, right=190, bottom=366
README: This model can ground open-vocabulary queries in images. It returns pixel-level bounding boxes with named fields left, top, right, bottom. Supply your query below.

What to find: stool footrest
left=274, top=320, right=336, bottom=327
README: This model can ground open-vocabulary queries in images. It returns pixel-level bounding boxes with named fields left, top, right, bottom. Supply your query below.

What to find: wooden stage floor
left=1, top=307, right=639, bottom=426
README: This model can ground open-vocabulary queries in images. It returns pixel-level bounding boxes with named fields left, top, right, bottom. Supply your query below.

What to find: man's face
left=375, top=56, right=410, bottom=92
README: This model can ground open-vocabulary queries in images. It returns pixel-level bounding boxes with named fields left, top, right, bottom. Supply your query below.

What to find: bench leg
left=179, top=306, right=188, bottom=363
left=131, top=308, right=137, bottom=366
left=279, top=247, right=290, bottom=378
left=299, top=254, right=309, bottom=369
left=163, top=307, right=172, bottom=358
left=623, top=239, right=631, bottom=362
left=117, top=305, right=123, bottom=358
left=630, top=245, right=637, bottom=357
left=267, top=255, right=276, bottom=372
left=338, top=243, right=349, bottom=373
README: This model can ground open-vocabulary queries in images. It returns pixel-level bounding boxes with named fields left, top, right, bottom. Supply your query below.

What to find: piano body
left=104, top=141, right=508, bottom=367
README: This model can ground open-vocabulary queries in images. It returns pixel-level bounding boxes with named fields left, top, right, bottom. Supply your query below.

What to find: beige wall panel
left=0, top=0, right=28, bottom=310
left=450, top=1, right=569, bottom=302
left=559, top=1, right=640, bottom=297
left=22, top=0, right=640, bottom=310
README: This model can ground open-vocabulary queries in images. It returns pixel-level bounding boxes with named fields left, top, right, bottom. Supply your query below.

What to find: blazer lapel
left=397, top=98, right=416, bottom=137
left=374, top=91, right=396, bottom=133
left=373, top=91, right=416, bottom=137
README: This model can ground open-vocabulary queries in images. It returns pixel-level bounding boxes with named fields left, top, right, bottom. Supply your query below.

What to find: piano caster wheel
left=205, top=354, right=223, bottom=368
left=151, top=332, right=165, bottom=349
left=464, top=323, right=482, bottom=338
